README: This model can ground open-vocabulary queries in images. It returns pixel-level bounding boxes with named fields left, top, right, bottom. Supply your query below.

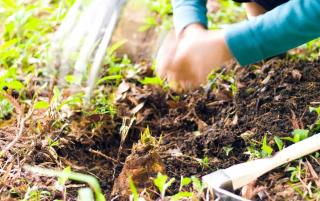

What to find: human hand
left=156, top=24, right=232, bottom=91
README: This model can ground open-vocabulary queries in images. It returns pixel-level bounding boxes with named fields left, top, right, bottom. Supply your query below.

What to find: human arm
left=157, top=0, right=320, bottom=91
left=226, top=0, right=320, bottom=65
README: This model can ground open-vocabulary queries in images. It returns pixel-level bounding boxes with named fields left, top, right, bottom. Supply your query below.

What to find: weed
left=179, top=176, right=192, bottom=191
left=198, top=156, right=210, bottom=169
left=153, top=172, right=175, bottom=199
left=309, top=106, right=320, bottom=133
left=22, top=186, right=51, bottom=201
left=33, top=100, right=50, bottom=110
left=141, top=0, right=172, bottom=32
left=129, top=176, right=143, bottom=201
left=140, top=127, right=161, bottom=148
left=273, top=136, right=284, bottom=151
left=0, top=98, right=13, bottom=119
left=282, top=129, right=309, bottom=143
left=223, top=145, right=234, bottom=156
left=261, top=134, right=273, bottom=157
left=286, top=163, right=305, bottom=183
left=191, top=176, right=206, bottom=197
left=139, top=76, right=164, bottom=86
left=246, top=134, right=273, bottom=159
left=208, top=0, right=246, bottom=30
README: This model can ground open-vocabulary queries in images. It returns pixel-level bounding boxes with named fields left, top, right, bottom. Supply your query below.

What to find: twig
left=0, top=109, right=33, bottom=157
left=89, top=149, right=121, bottom=164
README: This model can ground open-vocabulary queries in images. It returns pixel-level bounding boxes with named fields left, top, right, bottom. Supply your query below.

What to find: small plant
left=282, top=129, right=309, bottom=143
left=208, top=0, right=246, bottom=30
left=0, top=98, right=13, bottom=119
left=246, top=134, right=274, bottom=159
left=198, top=156, right=210, bottom=169
left=273, top=136, right=284, bottom=151
left=140, top=127, right=160, bottom=148
left=141, top=0, right=173, bottom=31
left=309, top=106, right=320, bottom=133
left=22, top=186, right=51, bottom=201
left=261, top=134, right=273, bottom=157
left=139, top=76, right=164, bottom=86
left=153, top=172, right=175, bottom=199
left=191, top=176, right=206, bottom=197
left=286, top=163, right=305, bottom=183
left=223, top=145, right=233, bottom=156
left=129, top=176, right=145, bottom=201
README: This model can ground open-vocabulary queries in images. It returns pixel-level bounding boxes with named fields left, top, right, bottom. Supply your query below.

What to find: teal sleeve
left=225, top=0, right=320, bottom=66
left=172, top=0, right=208, bottom=34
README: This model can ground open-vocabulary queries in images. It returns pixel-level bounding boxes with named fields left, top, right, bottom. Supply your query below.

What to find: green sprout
left=24, top=165, right=105, bottom=201
left=153, top=172, right=175, bottom=199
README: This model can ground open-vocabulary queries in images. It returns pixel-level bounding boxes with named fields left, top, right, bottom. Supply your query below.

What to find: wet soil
left=49, top=59, right=320, bottom=200
left=4, top=59, right=319, bottom=201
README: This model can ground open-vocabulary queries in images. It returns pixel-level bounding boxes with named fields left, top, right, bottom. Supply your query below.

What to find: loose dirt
left=1, top=59, right=320, bottom=201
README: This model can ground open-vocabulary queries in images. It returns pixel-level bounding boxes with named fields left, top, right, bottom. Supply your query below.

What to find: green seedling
left=282, top=129, right=309, bottom=143
left=245, top=134, right=274, bottom=159
left=208, top=0, right=246, bottom=30
left=141, top=0, right=172, bottom=31
left=171, top=192, right=193, bottom=201
left=154, top=172, right=175, bottom=199
left=274, top=136, right=284, bottom=151
left=33, top=100, right=50, bottom=110
left=129, top=176, right=142, bottom=201
left=198, top=156, right=210, bottom=169
left=286, top=164, right=305, bottom=183
left=179, top=176, right=192, bottom=191
left=0, top=98, right=13, bottom=119
left=309, top=106, right=320, bottom=133
left=261, top=134, right=273, bottom=157
left=223, top=145, right=233, bottom=156
left=139, top=76, right=164, bottom=86
left=22, top=186, right=51, bottom=201
left=191, top=176, right=206, bottom=197
left=24, top=165, right=105, bottom=201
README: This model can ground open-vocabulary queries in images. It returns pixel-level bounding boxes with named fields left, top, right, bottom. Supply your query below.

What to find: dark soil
left=3, top=59, right=319, bottom=201
left=86, top=59, right=319, bottom=199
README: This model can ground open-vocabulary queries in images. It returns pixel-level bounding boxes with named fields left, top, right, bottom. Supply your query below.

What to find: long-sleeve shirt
left=172, top=0, right=320, bottom=66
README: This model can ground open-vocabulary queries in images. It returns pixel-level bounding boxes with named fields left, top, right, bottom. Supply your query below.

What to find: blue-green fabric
left=172, top=0, right=320, bottom=66
left=172, top=0, right=208, bottom=34
left=226, top=0, right=320, bottom=65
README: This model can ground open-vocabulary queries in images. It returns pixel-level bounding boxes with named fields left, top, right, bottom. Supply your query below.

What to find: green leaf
left=170, top=192, right=193, bottom=201
left=154, top=173, right=168, bottom=197
left=292, top=129, right=309, bottom=143
left=261, top=134, right=273, bottom=157
left=98, top=75, right=122, bottom=84
left=0, top=99, right=13, bottom=119
left=58, top=166, right=71, bottom=185
left=9, top=80, right=24, bottom=90
left=274, top=136, right=284, bottom=150
left=139, top=76, right=163, bottom=86
left=309, top=106, right=320, bottom=116
left=154, top=173, right=175, bottom=198
left=180, top=177, right=192, bottom=190
left=65, top=75, right=81, bottom=84
left=191, top=176, right=204, bottom=193
left=34, top=100, right=50, bottom=109
left=129, top=176, right=139, bottom=201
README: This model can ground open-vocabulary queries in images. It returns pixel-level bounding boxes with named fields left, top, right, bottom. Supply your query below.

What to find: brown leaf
left=291, top=69, right=302, bottom=81
left=305, top=160, right=320, bottom=188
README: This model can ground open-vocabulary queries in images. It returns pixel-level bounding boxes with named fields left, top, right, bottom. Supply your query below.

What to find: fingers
left=155, top=31, right=177, bottom=79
